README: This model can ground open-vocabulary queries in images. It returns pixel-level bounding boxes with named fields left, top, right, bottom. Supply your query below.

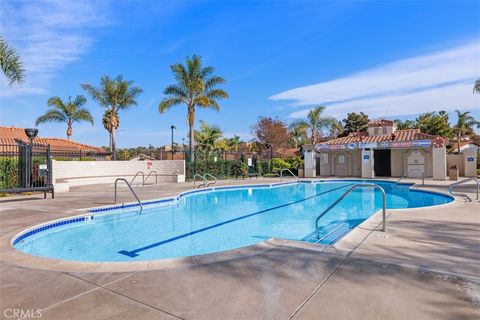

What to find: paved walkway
left=0, top=178, right=479, bottom=320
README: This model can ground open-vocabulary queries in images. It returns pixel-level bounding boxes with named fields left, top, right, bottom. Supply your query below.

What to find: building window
left=374, top=127, right=379, bottom=135
left=382, top=127, right=387, bottom=134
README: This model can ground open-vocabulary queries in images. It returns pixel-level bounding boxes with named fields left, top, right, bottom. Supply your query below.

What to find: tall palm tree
left=102, top=109, right=119, bottom=151
left=453, top=110, right=480, bottom=153
left=474, top=79, right=480, bottom=94
left=159, top=55, right=228, bottom=161
left=288, top=120, right=309, bottom=149
left=329, top=119, right=345, bottom=138
left=194, top=121, right=223, bottom=152
left=0, top=36, right=25, bottom=85
left=82, top=75, right=143, bottom=160
left=35, top=95, right=93, bottom=140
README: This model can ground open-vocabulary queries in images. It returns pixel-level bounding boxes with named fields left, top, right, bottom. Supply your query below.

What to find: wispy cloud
left=269, top=40, right=480, bottom=119
left=0, top=0, right=111, bottom=96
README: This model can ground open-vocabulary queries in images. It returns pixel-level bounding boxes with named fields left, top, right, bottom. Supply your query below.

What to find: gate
left=0, top=141, right=54, bottom=198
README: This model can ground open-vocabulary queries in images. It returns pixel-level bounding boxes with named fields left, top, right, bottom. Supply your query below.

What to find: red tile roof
left=368, top=119, right=395, bottom=127
left=325, top=129, right=439, bottom=145
left=0, top=126, right=109, bottom=154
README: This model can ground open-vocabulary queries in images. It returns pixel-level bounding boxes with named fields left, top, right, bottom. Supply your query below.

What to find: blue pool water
left=14, top=181, right=452, bottom=262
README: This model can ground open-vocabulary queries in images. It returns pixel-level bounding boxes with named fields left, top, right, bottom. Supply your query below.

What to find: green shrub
left=0, top=158, right=19, bottom=189
left=271, top=158, right=291, bottom=173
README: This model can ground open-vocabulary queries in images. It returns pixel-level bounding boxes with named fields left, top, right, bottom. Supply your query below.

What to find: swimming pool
left=13, top=180, right=452, bottom=262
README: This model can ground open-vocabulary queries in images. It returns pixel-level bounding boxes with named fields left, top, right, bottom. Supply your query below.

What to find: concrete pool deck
left=0, top=178, right=479, bottom=319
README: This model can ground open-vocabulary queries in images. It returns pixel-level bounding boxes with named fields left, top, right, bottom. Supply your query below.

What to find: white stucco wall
left=51, top=160, right=185, bottom=191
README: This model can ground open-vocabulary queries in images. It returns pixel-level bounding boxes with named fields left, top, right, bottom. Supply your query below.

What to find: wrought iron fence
left=0, top=142, right=54, bottom=198
left=181, top=150, right=301, bottom=180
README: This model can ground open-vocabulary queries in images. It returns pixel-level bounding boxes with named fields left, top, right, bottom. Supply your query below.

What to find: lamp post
left=266, top=143, right=273, bottom=173
left=171, top=125, right=176, bottom=160
left=24, top=128, right=38, bottom=144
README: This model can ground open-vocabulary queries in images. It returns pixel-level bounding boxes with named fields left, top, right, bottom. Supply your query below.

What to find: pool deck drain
left=1, top=178, right=479, bottom=319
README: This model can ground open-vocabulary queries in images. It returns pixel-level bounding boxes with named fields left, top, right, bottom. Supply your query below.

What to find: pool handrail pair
left=315, top=183, right=386, bottom=238
left=130, top=171, right=158, bottom=186
left=280, top=168, right=298, bottom=182
left=397, top=168, right=425, bottom=185
left=114, top=178, right=143, bottom=213
left=193, top=173, right=218, bottom=188
left=448, top=177, right=479, bottom=200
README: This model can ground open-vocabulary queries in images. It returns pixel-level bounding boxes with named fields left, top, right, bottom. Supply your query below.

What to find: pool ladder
left=280, top=168, right=299, bottom=182
left=314, top=183, right=387, bottom=238
left=130, top=171, right=158, bottom=186
left=114, top=178, right=143, bottom=213
left=193, top=173, right=218, bottom=188
left=448, top=177, right=479, bottom=201
left=397, top=168, right=425, bottom=185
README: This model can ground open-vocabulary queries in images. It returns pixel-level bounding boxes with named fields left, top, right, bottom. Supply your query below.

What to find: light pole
left=171, top=125, right=176, bottom=160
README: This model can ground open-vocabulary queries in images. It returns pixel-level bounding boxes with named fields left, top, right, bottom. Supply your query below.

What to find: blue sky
left=1, top=0, right=479, bottom=147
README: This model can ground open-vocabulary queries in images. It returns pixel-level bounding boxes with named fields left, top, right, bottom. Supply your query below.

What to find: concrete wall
left=463, top=148, right=478, bottom=177
left=446, top=154, right=465, bottom=176
left=52, top=160, right=185, bottom=191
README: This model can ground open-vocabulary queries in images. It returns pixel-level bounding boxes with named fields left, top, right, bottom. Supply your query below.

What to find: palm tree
left=453, top=110, right=480, bottom=153
left=296, top=106, right=335, bottom=144
left=474, top=79, right=480, bottom=94
left=288, top=120, right=309, bottom=149
left=102, top=109, right=119, bottom=151
left=329, top=119, right=345, bottom=138
left=0, top=36, right=25, bottom=85
left=35, top=95, right=93, bottom=140
left=194, top=121, right=223, bottom=152
left=159, top=55, right=228, bottom=161
left=227, top=135, right=241, bottom=152
left=82, top=75, right=143, bottom=160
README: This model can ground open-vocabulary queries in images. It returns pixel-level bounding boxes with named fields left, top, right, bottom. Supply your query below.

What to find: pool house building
left=303, top=120, right=478, bottom=180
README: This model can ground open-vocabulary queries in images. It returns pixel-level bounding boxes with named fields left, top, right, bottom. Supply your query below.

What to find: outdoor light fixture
left=171, top=125, right=176, bottom=160
left=24, top=128, right=38, bottom=143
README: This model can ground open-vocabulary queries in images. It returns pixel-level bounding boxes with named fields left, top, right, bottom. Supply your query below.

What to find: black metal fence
left=0, top=142, right=54, bottom=198
left=182, top=150, right=302, bottom=180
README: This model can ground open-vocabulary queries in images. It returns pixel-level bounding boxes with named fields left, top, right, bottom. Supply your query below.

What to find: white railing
left=448, top=178, right=479, bottom=200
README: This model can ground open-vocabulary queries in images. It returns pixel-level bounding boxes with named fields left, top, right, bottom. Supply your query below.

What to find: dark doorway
left=315, top=156, right=320, bottom=176
left=374, top=149, right=391, bottom=176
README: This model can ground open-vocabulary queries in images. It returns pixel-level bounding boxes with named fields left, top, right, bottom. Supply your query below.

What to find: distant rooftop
left=0, top=126, right=109, bottom=155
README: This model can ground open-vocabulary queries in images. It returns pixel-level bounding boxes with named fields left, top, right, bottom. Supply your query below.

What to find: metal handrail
left=280, top=168, right=298, bottom=181
left=114, top=178, right=143, bottom=213
left=448, top=177, right=479, bottom=200
left=193, top=174, right=207, bottom=188
left=315, top=183, right=386, bottom=237
left=204, top=173, right=218, bottom=187
left=130, top=171, right=145, bottom=185
left=144, top=171, right=158, bottom=185
left=397, top=168, right=425, bottom=185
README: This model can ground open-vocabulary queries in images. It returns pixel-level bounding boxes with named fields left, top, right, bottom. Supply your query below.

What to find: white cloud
left=269, top=40, right=480, bottom=119
left=0, top=0, right=110, bottom=96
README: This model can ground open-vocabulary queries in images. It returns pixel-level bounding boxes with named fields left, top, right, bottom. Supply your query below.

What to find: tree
left=474, top=79, right=480, bottom=94
left=251, top=116, right=290, bottom=150
left=288, top=120, right=309, bottom=149
left=342, top=112, right=369, bottom=135
left=227, top=135, right=242, bottom=152
left=159, top=55, right=228, bottom=160
left=394, top=119, right=417, bottom=130
left=0, top=36, right=25, bottom=85
left=82, top=75, right=143, bottom=160
left=35, top=95, right=93, bottom=141
left=329, top=119, right=344, bottom=138
left=416, top=111, right=452, bottom=137
left=102, top=109, right=119, bottom=151
left=295, top=106, right=335, bottom=143
left=453, top=110, right=480, bottom=153
left=194, top=121, right=223, bottom=152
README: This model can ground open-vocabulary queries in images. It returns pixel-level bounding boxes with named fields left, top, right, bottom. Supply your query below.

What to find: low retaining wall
left=51, top=160, right=185, bottom=192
